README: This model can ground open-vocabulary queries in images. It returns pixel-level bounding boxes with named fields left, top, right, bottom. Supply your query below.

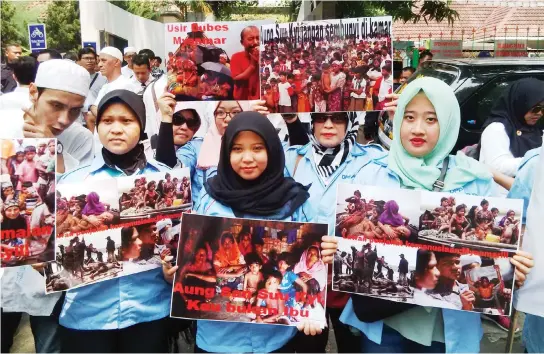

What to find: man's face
left=37, top=145, right=46, bottom=154
left=124, top=53, right=135, bottom=66
left=80, top=53, right=97, bottom=72
left=241, top=27, right=259, bottom=52
left=30, top=85, right=86, bottom=136
left=381, top=69, right=390, bottom=78
left=6, top=46, right=22, bottom=63
left=400, top=70, right=412, bottom=84
left=437, top=255, right=461, bottom=281
left=98, top=54, right=119, bottom=78
left=48, top=141, right=56, bottom=154
left=133, top=64, right=150, bottom=84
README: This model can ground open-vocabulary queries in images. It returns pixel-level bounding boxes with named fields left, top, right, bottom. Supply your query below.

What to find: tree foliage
left=1, top=1, right=26, bottom=50
left=43, top=0, right=81, bottom=52
left=108, top=0, right=165, bottom=21
left=207, top=1, right=259, bottom=21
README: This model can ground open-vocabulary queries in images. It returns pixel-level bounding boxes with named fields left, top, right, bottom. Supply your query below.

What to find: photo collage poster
left=1, top=138, right=57, bottom=268
left=45, top=168, right=191, bottom=293
left=333, top=184, right=522, bottom=316
left=170, top=213, right=329, bottom=327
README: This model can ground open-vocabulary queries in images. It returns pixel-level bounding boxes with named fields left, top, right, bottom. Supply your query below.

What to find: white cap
left=34, top=59, right=90, bottom=98
left=124, top=46, right=137, bottom=55
left=156, top=219, right=172, bottom=233
left=460, top=255, right=482, bottom=268
left=293, top=69, right=301, bottom=75
left=99, top=46, right=123, bottom=62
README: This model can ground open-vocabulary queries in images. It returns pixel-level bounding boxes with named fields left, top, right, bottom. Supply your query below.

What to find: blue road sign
left=28, top=24, right=47, bottom=51
left=83, top=42, right=97, bottom=52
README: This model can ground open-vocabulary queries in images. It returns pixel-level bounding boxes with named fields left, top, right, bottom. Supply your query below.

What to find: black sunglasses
left=530, top=104, right=544, bottom=115
left=312, top=113, right=348, bottom=124
left=173, top=113, right=200, bottom=130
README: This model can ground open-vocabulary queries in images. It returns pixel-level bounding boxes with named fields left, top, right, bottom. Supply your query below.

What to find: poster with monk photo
left=260, top=17, right=392, bottom=114
left=1, top=138, right=57, bottom=268
left=164, top=20, right=271, bottom=101
left=333, top=237, right=516, bottom=315
left=170, top=213, right=329, bottom=327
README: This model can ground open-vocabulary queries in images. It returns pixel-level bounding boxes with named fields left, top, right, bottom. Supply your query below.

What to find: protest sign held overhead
left=171, top=213, right=329, bottom=327
left=1, top=138, right=56, bottom=268
left=333, top=184, right=521, bottom=316
left=260, top=17, right=392, bottom=114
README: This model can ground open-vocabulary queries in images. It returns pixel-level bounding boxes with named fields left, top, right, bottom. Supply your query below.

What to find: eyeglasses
left=81, top=57, right=96, bottom=62
left=172, top=113, right=200, bottom=130
left=215, top=109, right=242, bottom=120
left=312, top=114, right=348, bottom=124
left=530, top=104, right=544, bottom=115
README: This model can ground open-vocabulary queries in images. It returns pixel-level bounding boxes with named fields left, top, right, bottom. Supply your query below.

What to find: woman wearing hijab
left=294, top=246, right=327, bottom=294
left=57, top=89, right=184, bottom=352
left=339, top=77, right=535, bottom=353
left=377, top=200, right=410, bottom=241
left=162, top=111, right=337, bottom=353
left=480, top=78, right=544, bottom=178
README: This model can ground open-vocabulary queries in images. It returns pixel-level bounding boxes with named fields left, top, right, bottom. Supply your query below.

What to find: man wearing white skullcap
left=122, top=46, right=137, bottom=79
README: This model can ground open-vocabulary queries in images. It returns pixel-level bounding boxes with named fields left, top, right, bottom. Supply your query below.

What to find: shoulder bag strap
left=151, top=80, right=159, bottom=113
left=89, top=73, right=99, bottom=89
left=433, top=156, right=450, bottom=191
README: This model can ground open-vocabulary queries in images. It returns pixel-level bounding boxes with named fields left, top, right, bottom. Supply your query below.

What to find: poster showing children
left=170, top=213, right=329, bottom=327
left=333, top=237, right=515, bottom=315
left=45, top=229, right=123, bottom=293
left=117, top=169, right=192, bottom=220
left=1, top=138, right=56, bottom=268
left=260, top=17, right=392, bottom=114
left=164, top=21, right=270, bottom=101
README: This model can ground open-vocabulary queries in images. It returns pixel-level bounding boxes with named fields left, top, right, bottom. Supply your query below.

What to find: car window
left=460, top=73, right=544, bottom=132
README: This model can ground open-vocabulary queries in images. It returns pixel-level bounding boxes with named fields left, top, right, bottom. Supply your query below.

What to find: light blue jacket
left=339, top=154, right=497, bottom=353
left=58, top=153, right=173, bottom=330
left=508, top=148, right=540, bottom=223
left=284, top=142, right=390, bottom=234
left=175, top=138, right=210, bottom=204
left=194, top=193, right=313, bottom=352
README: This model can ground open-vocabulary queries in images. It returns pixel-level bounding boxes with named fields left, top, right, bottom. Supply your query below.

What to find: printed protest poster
left=1, top=138, right=56, bottom=268
left=429, top=40, right=463, bottom=59
left=333, top=184, right=521, bottom=315
left=171, top=214, right=329, bottom=327
left=164, top=21, right=271, bottom=101
left=260, top=17, right=392, bottom=114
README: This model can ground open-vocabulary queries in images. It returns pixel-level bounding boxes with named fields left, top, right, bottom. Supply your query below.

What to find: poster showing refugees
left=260, top=16, right=392, bottom=114
left=118, top=169, right=192, bottom=221
left=164, top=20, right=271, bottom=101
left=170, top=214, right=329, bottom=327
left=1, top=138, right=56, bottom=268
left=333, top=237, right=516, bottom=315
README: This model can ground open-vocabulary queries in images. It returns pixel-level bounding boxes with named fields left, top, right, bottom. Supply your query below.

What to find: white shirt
left=367, top=68, right=382, bottom=86
left=142, top=74, right=167, bottom=144
left=480, top=122, right=526, bottom=177
left=278, top=82, right=292, bottom=106
left=121, top=65, right=134, bottom=79
left=350, top=78, right=367, bottom=99
left=378, top=76, right=393, bottom=102
left=83, top=72, right=107, bottom=112
left=267, top=71, right=280, bottom=84
left=132, top=75, right=154, bottom=95
left=0, top=86, right=30, bottom=111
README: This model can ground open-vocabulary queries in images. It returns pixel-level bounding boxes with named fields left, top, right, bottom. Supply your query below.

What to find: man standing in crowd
left=121, top=46, right=137, bottom=78
left=398, top=253, right=409, bottom=286
left=400, top=66, right=415, bottom=85
left=106, top=236, right=116, bottom=262
left=131, top=54, right=153, bottom=95
left=139, top=49, right=163, bottom=80
left=78, top=47, right=107, bottom=127
left=231, top=25, right=260, bottom=100
left=36, top=49, right=62, bottom=63
left=418, top=50, right=433, bottom=69
left=375, top=64, right=393, bottom=111
left=0, top=56, right=37, bottom=110
left=1, top=43, right=22, bottom=93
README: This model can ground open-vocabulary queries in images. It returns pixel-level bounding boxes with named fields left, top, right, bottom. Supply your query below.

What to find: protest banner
left=333, top=184, right=522, bottom=315
left=428, top=39, right=463, bottom=59
left=494, top=40, right=528, bottom=57
left=170, top=213, right=329, bottom=327
left=44, top=168, right=190, bottom=293
left=1, top=138, right=56, bottom=268
left=164, top=20, right=271, bottom=102
left=260, top=17, right=393, bottom=114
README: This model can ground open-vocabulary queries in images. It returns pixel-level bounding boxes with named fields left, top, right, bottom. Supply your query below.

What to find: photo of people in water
left=170, top=214, right=329, bottom=327
left=56, top=179, right=120, bottom=237
left=333, top=237, right=515, bottom=315
left=117, top=169, right=191, bottom=220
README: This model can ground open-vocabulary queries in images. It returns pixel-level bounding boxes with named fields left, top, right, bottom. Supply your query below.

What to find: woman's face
left=457, top=208, right=466, bottom=216
left=98, top=102, right=141, bottom=155
left=482, top=202, right=489, bottom=211
left=2, top=186, right=13, bottom=197
left=124, top=228, right=142, bottom=260
left=222, top=236, right=234, bottom=250
left=313, top=114, right=348, bottom=148
left=416, top=253, right=440, bottom=290
left=400, top=93, right=440, bottom=158
left=241, top=234, right=251, bottom=246
left=215, top=101, right=242, bottom=135
left=230, top=131, right=268, bottom=181
left=524, top=102, right=543, bottom=126
left=306, top=247, right=320, bottom=267
left=5, top=206, right=20, bottom=219
left=195, top=248, right=207, bottom=264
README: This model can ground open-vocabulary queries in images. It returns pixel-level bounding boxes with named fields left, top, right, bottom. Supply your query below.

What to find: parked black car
left=378, top=58, right=544, bottom=152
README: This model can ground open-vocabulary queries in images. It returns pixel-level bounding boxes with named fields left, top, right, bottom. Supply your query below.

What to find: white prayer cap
left=460, top=255, right=482, bottom=268
left=293, top=69, right=301, bottom=75
left=34, top=59, right=90, bottom=98
left=99, top=46, right=123, bottom=62
left=332, top=60, right=342, bottom=66
left=156, top=219, right=172, bottom=233
left=124, top=46, right=137, bottom=55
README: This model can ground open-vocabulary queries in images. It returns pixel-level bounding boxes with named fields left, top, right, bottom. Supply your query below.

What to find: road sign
left=83, top=42, right=97, bottom=52
left=28, top=24, right=47, bottom=52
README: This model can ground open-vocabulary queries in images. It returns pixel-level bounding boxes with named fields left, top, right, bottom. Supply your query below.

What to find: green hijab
left=388, top=77, right=492, bottom=191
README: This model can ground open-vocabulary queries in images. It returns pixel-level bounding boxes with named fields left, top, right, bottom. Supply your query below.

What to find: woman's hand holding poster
left=170, top=213, right=329, bottom=327
left=333, top=183, right=523, bottom=316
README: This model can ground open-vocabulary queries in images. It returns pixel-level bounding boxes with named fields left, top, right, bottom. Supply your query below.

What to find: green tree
left=108, top=0, right=166, bottom=21
left=43, top=0, right=81, bottom=52
left=207, top=1, right=259, bottom=21
left=1, top=1, right=26, bottom=50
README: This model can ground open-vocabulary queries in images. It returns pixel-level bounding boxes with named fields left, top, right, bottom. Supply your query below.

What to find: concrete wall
left=79, top=0, right=164, bottom=56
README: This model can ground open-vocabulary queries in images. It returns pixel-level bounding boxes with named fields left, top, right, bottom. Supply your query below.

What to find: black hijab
left=205, top=111, right=310, bottom=218
left=97, top=89, right=148, bottom=175
left=482, top=78, right=544, bottom=158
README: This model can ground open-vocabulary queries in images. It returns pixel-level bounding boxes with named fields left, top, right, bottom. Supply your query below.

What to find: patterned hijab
left=309, top=112, right=359, bottom=183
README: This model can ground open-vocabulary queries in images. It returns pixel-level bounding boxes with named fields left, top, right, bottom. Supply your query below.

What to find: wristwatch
left=57, top=141, right=63, bottom=155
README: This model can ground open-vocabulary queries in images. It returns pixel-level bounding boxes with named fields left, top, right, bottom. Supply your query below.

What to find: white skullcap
left=156, top=219, right=172, bottom=233
left=99, top=46, right=123, bottom=62
left=460, top=255, right=482, bottom=268
left=293, top=69, right=301, bottom=75
left=124, top=46, right=137, bottom=55
left=332, top=60, right=342, bottom=65
left=34, top=59, right=90, bottom=98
